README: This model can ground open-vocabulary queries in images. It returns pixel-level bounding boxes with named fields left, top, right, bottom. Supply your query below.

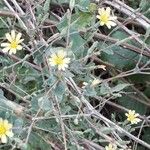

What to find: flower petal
left=9, top=48, right=17, bottom=55
left=51, top=53, right=57, bottom=59
left=58, top=65, right=63, bottom=70
left=16, top=45, right=22, bottom=50
left=2, top=47, right=10, bottom=53
left=110, top=16, right=117, bottom=21
left=108, top=21, right=116, bottom=26
left=96, top=15, right=100, bottom=19
left=16, top=33, right=22, bottom=42
left=3, top=120, right=8, bottom=125
left=98, top=8, right=104, bottom=15
left=5, top=33, right=13, bottom=42
left=6, top=131, right=14, bottom=138
left=57, top=50, right=66, bottom=58
left=1, top=43, right=10, bottom=47
left=4, top=121, right=12, bottom=130
left=106, top=24, right=111, bottom=29
left=100, top=21, right=105, bottom=26
left=106, top=7, right=111, bottom=15
left=11, top=30, right=16, bottom=40
left=18, top=39, right=24, bottom=44
left=58, top=63, right=67, bottom=70
left=63, top=58, right=70, bottom=64
left=49, top=60, right=56, bottom=66
left=1, top=135, right=7, bottom=143
left=0, top=118, right=2, bottom=123
left=49, top=54, right=57, bottom=65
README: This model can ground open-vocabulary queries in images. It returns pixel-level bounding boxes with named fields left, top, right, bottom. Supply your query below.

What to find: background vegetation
left=0, top=0, right=150, bottom=149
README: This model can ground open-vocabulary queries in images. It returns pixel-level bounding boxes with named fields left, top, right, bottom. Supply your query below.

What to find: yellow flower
left=1, top=30, right=24, bottom=55
left=49, top=50, right=70, bottom=71
left=0, top=118, right=14, bottom=143
left=96, top=7, right=117, bottom=29
left=125, top=110, right=141, bottom=124
left=105, top=143, right=117, bottom=150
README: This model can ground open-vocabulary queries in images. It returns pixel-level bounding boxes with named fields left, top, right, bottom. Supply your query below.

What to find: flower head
left=105, top=143, right=117, bottom=150
left=1, top=30, right=24, bottom=55
left=49, top=50, right=70, bottom=71
left=125, top=110, right=141, bottom=124
left=96, top=7, right=117, bottom=29
left=0, top=118, right=14, bottom=143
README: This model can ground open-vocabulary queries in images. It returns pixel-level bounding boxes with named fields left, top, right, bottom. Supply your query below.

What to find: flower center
left=55, top=56, right=64, bottom=65
left=10, top=40, right=18, bottom=49
left=0, top=124, right=6, bottom=135
left=100, top=13, right=109, bottom=23
left=128, top=115, right=135, bottom=121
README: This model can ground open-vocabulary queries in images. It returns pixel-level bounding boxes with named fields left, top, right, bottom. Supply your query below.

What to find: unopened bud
left=74, top=118, right=79, bottom=125
left=91, top=79, right=101, bottom=87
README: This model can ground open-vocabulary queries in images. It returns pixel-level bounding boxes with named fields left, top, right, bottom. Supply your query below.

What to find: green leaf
left=112, top=83, right=130, bottom=93
left=57, top=11, right=93, bottom=31
left=98, top=42, right=114, bottom=55
left=36, top=119, right=58, bottom=131
left=70, top=61, right=84, bottom=74
left=61, top=105, right=72, bottom=114
left=99, top=83, right=129, bottom=96
left=118, top=96, right=147, bottom=115
left=139, top=0, right=150, bottom=18
left=31, top=96, right=39, bottom=112
left=0, top=89, right=21, bottom=112
left=100, top=127, right=115, bottom=134
left=38, top=96, right=52, bottom=111
left=74, top=12, right=93, bottom=29
left=53, top=0, right=70, bottom=4
left=28, top=132, right=52, bottom=150
left=14, top=118, right=24, bottom=134
left=0, top=28, right=8, bottom=36
left=76, top=0, right=90, bottom=12
left=83, top=86, right=97, bottom=97
left=88, top=3, right=97, bottom=13
left=101, top=44, right=148, bottom=70
left=70, top=32, right=86, bottom=58
left=142, top=128, right=150, bottom=144
left=87, top=41, right=98, bottom=55
left=44, top=0, right=51, bottom=13
left=99, top=82, right=111, bottom=95
left=54, top=81, right=66, bottom=101
left=46, top=74, right=57, bottom=87
left=70, top=0, right=75, bottom=11
left=111, top=30, right=140, bottom=47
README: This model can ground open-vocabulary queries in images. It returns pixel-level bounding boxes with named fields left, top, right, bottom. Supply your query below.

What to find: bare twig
left=3, top=0, right=27, bottom=30
left=81, top=139, right=105, bottom=150
left=0, top=10, right=15, bottom=18
left=80, top=31, right=150, bottom=58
